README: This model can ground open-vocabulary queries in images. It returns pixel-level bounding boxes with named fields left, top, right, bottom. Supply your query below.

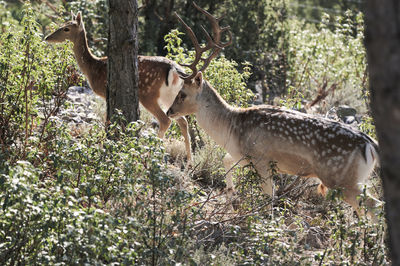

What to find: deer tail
left=364, top=140, right=380, bottom=167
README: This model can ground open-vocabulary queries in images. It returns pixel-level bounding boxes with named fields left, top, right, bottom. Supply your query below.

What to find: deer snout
left=167, top=107, right=180, bottom=118
left=44, top=35, right=54, bottom=43
left=44, top=34, right=62, bottom=43
left=166, top=108, right=174, bottom=117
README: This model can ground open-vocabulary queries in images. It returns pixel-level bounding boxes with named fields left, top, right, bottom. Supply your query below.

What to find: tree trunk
left=364, top=0, right=400, bottom=264
left=107, top=0, right=139, bottom=123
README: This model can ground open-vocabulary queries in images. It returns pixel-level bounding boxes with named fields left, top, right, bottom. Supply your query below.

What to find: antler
left=174, top=2, right=232, bottom=80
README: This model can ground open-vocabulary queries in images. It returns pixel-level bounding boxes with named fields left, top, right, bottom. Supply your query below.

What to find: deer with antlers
left=45, top=11, right=193, bottom=160
left=168, top=6, right=381, bottom=221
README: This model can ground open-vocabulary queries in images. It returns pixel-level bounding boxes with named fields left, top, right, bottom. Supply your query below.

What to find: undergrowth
left=0, top=3, right=388, bottom=265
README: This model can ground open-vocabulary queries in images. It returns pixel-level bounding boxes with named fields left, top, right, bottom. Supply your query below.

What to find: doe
left=45, top=11, right=191, bottom=160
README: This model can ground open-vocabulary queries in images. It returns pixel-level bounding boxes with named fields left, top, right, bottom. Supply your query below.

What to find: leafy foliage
left=0, top=2, right=388, bottom=265
left=32, top=0, right=287, bottom=99
left=67, top=0, right=108, bottom=57
left=286, top=12, right=368, bottom=113
left=0, top=3, right=78, bottom=164
left=0, top=123, right=196, bottom=264
left=164, top=29, right=254, bottom=108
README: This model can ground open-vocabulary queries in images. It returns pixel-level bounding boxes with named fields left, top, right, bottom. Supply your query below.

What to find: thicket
left=0, top=1, right=388, bottom=265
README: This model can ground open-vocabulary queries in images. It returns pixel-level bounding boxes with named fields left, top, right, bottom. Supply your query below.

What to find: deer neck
left=72, top=30, right=100, bottom=78
left=195, top=82, right=239, bottom=152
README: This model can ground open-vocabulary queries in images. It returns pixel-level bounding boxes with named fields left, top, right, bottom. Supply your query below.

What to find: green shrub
left=0, top=5, right=199, bottom=264
left=66, top=0, right=108, bottom=56
left=0, top=2, right=78, bottom=165
left=287, top=11, right=367, bottom=113
left=164, top=29, right=254, bottom=108
left=0, top=116, right=203, bottom=264
left=0, top=160, right=135, bottom=264
left=0, top=3, right=388, bottom=265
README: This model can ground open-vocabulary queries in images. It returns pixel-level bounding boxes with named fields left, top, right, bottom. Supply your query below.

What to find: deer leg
left=223, top=153, right=237, bottom=199
left=143, top=103, right=171, bottom=138
left=175, top=116, right=192, bottom=161
left=223, top=153, right=251, bottom=210
left=253, top=162, right=275, bottom=198
left=256, top=168, right=275, bottom=211
left=144, top=103, right=192, bottom=161
left=343, top=186, right=381, bottom=223
left=260, top=178, right=274, bottom=197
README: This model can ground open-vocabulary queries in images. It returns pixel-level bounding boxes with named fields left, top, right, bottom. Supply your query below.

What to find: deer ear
left=194, top=72, right=203, bottom=89
left=76, top=11, right=82, bottom=26
left=71, top=11, right=76, bottom=20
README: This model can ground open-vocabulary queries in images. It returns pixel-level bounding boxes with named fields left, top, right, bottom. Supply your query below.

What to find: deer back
left=230, top=106, right=378, bottom=184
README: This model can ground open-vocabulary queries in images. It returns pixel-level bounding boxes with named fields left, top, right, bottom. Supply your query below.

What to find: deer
left=44, top=11, right=193, bottom=160
left=168, top=7, right=382, bottom=222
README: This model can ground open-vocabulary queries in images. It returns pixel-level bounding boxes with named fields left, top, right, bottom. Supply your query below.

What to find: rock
left=325, top=107, right=340, bottom=121
left=336, top=105, right=357, bottom=120
left=325, top=106, right=358, bottom=125
left=344, top=115, right=355, bottom=124
left=37, top=86, right=101, bottom=128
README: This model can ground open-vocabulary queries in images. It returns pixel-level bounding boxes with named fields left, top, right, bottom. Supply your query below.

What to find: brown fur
left=45, top=12, right=191, bottom=161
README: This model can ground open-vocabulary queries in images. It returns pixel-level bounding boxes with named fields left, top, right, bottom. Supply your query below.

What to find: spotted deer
left=45, top=11, right=192, bottom=160
left=168, top=7, right=381, bottom=221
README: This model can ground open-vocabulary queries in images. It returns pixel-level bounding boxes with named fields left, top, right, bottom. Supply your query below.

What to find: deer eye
left=63, top=28, right=70, bottom=32
left=180, top=93, right=186, bottom=101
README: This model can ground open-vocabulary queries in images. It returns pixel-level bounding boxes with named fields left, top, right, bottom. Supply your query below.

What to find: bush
left=0, top=116, right=203, bottom=264
left=164, top=29, right=254, bottom=108
left=0, top=2, right=78, bottom=165
left=0, top=5, right=199, bottom=264
left=286, top=11, right=368, bottom=113
left=0, top=3, right=388, bottom=265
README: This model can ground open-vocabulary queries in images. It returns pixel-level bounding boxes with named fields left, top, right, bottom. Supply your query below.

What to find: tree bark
left=364, top=0, right=400, bottom=263
left=107, top=0, right=139, bottom=123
